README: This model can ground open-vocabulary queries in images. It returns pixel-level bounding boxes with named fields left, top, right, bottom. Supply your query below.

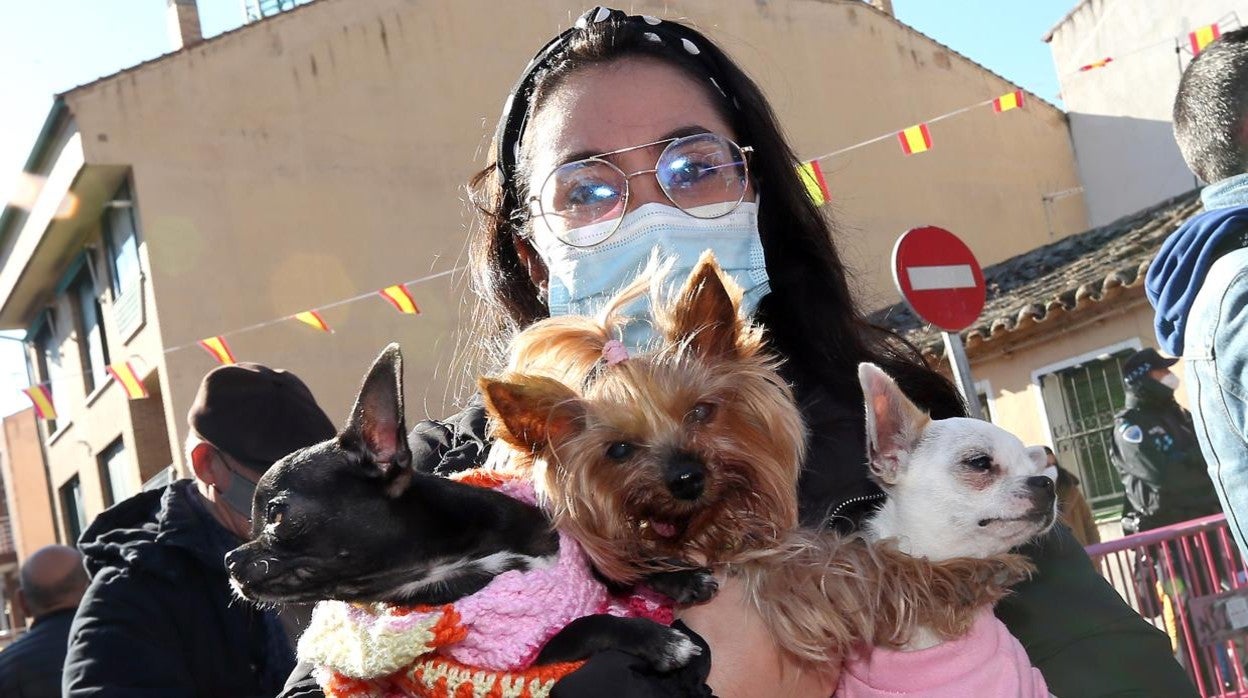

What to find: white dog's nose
left=1043, top=465, right=1057, bottom=483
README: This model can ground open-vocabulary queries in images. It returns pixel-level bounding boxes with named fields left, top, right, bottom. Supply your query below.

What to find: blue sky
left=0, top=0, right=1076, bottom=417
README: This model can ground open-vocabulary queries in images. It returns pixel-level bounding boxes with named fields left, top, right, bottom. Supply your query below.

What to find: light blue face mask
left=533, top=201, right=771, bottom=350
left=216, top=462, right=260, bottom=521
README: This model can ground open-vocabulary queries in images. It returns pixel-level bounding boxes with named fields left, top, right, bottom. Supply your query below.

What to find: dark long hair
left=466, top=14, right=963, bottom=417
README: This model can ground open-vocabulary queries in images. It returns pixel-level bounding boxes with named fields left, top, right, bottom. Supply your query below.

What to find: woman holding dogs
left=282, top=6, right=1195, bottom=697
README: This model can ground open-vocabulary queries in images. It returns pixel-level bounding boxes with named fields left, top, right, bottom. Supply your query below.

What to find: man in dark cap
left=1110, top=348, right=1221, bottom=533
left=63, top=364, right=336, bottom=698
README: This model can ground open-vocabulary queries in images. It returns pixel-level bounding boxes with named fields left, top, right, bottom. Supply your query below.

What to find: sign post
left=891, top=226, right=988, bottom=420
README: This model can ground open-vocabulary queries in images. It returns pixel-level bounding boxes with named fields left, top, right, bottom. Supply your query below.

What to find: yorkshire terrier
left=480, top=253, right=1028, bottom=668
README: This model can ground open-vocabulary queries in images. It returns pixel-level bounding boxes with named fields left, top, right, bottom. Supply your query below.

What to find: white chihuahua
left=837, top=363, right=1057, bottom=697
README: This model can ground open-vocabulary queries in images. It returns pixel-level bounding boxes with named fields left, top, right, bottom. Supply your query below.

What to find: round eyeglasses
left=526, top=133, right=753, bottom=248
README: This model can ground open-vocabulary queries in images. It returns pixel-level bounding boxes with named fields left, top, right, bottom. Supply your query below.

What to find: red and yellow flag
left=1079, top=57, right=1114, bottom=72
left=198, top=336, right=237, bottom=365
left=796, top=160, right=830, bottom=206
left=22, top=384, right=55, bottom=420
left=106, top=362, right=149, bottom=399
left=379, top=285, right=421, bottom=315
left=1189, top=24, right=1222, bottom=55
left=993, top=90, right=1025, bottom=113
left=897, top=123, right=932, bottom=156
left=294, top=310, right=332, bottom=333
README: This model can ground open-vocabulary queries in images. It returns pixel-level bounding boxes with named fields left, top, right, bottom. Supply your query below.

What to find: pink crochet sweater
left=433, top=474, right=670, bottom=669
left=838, top=609, right=1048, bottom=697
left=299, top=471, right=672, bottom=686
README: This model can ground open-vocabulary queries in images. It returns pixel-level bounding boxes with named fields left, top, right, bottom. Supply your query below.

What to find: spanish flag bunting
left=198, top=336, right=237, bottom=365
left=22, top=384, right=55, bottom=420
left=897, top=123, right=932, bottom=156
left=379, top=284, right=421, bottom=315
left=796, top=160, right=831, bottom=206
left=1079, top=57, right=1114, bottom=72
left=106, top=362, right=149, bottom=400
left=294, top=310, right=332, bottom=333
left=993, top=90, right=1025, bottom=113
left=1189, top=24, right=1221, bottom=55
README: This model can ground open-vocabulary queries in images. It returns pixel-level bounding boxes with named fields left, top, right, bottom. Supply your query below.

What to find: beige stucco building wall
left=1046, top=0, right=1245, bottom=226
left=972, top=298, right=1169, bottom=448
left=3, top=0, right=1088, bottom=529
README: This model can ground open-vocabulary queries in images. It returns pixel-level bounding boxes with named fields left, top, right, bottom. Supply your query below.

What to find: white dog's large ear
left=858, top=363, right=930, bottom=486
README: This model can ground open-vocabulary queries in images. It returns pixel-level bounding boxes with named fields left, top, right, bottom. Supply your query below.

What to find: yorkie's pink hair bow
left=602, top=339, right=629, bottom=367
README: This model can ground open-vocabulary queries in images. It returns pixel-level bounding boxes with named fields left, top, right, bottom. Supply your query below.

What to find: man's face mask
left=1159, top=372, right=1181, bottom=391
left=216, top=458, right=260, bottom=520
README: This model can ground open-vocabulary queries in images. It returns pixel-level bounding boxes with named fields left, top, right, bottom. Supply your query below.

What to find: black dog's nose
left=1026, top=476, right=1054, bottom=491
left=665, top=451, right=706, bottom=501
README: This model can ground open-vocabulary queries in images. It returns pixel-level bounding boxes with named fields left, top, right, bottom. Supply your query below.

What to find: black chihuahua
left=226, top=344, right=702, bottom=671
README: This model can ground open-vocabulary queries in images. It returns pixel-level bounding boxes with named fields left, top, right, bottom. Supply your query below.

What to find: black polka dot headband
left=493, top=6, right=737, bottom=216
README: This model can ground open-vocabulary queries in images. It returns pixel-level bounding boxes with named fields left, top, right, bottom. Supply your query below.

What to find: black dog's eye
left=606, top=442, right=635, bottom=461
left=266, top=502, right=287, bottom=527
left=964, top=455, right=994, bottom=472
left=686, top=402, right=717, bottom=424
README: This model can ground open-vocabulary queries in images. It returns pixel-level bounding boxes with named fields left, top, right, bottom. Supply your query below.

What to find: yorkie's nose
left=665, top=451, right=706, bottom=500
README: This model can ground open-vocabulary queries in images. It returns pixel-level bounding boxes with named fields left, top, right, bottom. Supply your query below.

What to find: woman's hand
left=677, top=575, right=841, bottom=698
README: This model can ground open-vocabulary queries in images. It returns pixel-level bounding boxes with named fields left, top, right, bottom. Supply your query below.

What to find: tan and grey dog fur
left=480, top=253, right=1032, bottom=671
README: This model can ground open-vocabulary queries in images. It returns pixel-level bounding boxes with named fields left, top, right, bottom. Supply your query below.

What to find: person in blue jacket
left=1148, top=26, right=1248, bottom=560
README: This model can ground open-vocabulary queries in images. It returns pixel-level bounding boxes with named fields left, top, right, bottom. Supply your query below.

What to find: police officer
left=1111, top=348, right=1222, bottom=533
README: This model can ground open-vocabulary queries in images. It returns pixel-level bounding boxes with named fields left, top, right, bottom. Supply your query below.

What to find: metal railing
left=1087, top=514, right=1248, bottom=696
left=241, top=0, right=315, bottom=22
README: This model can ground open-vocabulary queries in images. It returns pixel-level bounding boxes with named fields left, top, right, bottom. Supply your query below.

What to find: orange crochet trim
left=450, top=469, right=510, bottom=490
left=428, top=605, right=468, bottom=648
left=398, top=655, right=584, bottom=698
left=324, top=657, right=583, bottom=698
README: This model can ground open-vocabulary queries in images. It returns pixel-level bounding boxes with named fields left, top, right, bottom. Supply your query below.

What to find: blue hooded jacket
left=1146, top=174, right=1248, bottom=355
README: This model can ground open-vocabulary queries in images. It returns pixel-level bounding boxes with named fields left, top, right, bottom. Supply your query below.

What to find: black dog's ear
left=342, top=343, right=412, bottom=497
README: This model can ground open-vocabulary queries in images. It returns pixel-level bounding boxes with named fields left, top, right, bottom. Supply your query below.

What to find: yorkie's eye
left=964, top=455, right=994, bottom=472
left=686, top=402, right=717, bottom=424
left=606, top=442, right=635, bottom=461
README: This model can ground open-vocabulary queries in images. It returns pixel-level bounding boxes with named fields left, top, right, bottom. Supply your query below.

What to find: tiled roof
left=869, top=189, right=1203, bottom=356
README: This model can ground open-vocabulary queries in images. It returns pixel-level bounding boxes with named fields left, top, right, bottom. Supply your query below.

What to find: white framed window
left=1032, top=339, right=1143, bottom=510
left=98, top=438, right=130, bottom=507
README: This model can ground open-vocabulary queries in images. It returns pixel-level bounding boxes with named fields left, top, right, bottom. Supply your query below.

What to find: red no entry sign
left=892, top=226, right=986, bottom=332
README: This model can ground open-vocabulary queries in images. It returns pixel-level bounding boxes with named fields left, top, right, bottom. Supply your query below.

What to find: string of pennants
left=1071, top=16, right=1236, bottom=76
left=791, top=14, right=1237, bottom=207
left=17, top=15, right=1240, bottom=420
left=21, top=268, right=459, bottom=419
left=13, top=84, right=1035, bottom=419
left=794, top=89, right=1025, bottom=206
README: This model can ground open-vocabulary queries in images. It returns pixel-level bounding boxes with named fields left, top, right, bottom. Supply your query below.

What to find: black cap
left=188, top=363, right=336, bottom=473
left=1122, top=348, right=1179, bottom=385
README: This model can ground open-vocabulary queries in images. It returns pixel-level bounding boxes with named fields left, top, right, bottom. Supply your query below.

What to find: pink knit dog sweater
left=838, top=608, right=1048, bottom=697
left=298, top=470, right=673, bottom=697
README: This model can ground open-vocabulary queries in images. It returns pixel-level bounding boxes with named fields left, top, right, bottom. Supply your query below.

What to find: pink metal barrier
left=1086, top=514, right=1248, bottom=697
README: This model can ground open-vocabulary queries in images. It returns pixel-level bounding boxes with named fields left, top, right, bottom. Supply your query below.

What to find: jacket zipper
left=826, top=492, right=887, bottom=524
